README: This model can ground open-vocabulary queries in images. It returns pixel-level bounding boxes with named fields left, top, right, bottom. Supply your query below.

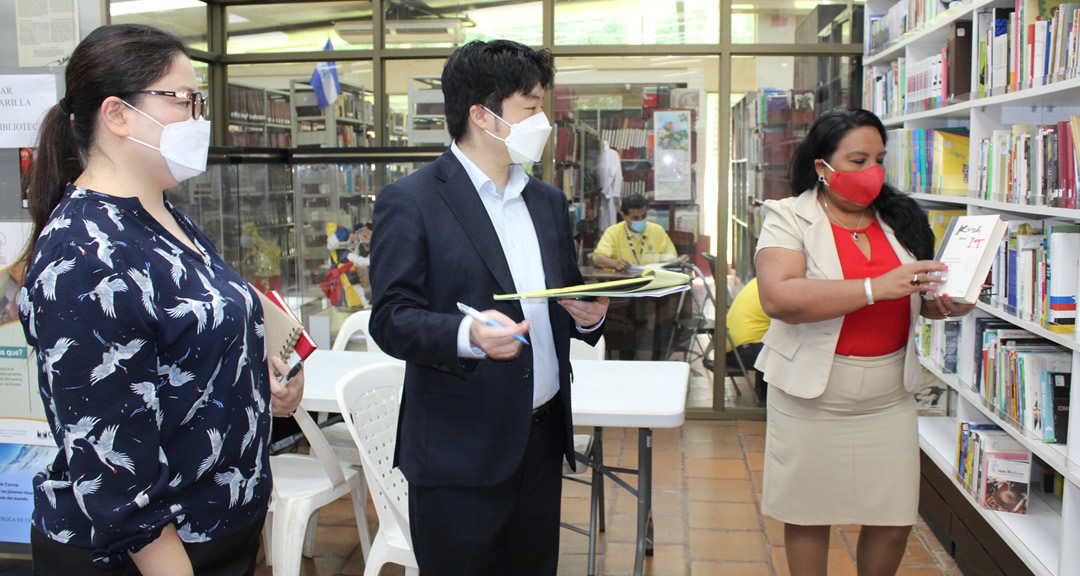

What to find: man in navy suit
left=369, top=40, right=610, bottom=576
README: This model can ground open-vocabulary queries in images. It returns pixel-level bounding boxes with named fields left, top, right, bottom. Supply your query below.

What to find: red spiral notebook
left=254, top=287, right=318, bottom=362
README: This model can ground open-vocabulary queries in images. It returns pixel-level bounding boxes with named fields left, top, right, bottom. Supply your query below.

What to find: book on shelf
left=956, top=421, right=1005, bottom=494
left=926, top=209, right=967, bottom=252
left=978, top=433, right=1031, bottom=514
left=885, top=128, right=968, bottom=193
left=931, top=214, right=1008, bottom=304
left=915, top=367, right=950, bottom=416
left=1041, top=371, right=1071, bottom=443
left=975, top=120, right=1078, bottom=207
left=987, top=221, right=1080, bottom=332
left=915, top=315, right=960, bottom=374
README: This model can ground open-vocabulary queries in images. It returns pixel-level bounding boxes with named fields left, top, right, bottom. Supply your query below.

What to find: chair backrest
left=290, top=405, right=347, bottom=487
left=335, top=363, right=411, bottom=538
left=570, top=334, right=606, bottom=360
left=332, top=309, right=381, bottom=353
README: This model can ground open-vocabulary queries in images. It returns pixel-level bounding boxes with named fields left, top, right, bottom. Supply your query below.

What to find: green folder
left=494, top=268, right=691, bottom=300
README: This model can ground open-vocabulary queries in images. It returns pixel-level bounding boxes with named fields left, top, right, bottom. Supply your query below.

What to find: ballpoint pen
left=457, top=302, right=530, bottom=346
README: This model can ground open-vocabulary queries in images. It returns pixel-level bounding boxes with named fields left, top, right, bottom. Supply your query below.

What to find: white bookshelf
left=865, top=0, right=1080, bottom=573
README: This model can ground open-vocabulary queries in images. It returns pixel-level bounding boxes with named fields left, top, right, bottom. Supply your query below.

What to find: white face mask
left=123, top=100, right=211, bottom=183
left=482, top=106, right=552, bottom=164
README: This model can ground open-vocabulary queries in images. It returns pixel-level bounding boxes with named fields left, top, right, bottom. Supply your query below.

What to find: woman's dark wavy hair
left=789, top=108, right=934, bottom=260
left=441, top=39, right=554, bottom=142
left=17, top=24, right=187, bottom=268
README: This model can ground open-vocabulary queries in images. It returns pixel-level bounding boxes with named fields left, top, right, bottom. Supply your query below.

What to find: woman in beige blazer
left=755, top=109, right=975, bottom=576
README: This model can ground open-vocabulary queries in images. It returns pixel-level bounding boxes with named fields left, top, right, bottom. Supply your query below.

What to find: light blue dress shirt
left=450, top=141, right=600, bottom=408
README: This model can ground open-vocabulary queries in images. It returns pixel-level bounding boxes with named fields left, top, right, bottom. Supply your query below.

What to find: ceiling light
left=110, top=0, right=205, bottom=16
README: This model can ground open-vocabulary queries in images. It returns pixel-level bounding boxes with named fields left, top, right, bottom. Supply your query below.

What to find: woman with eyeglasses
left=17, top=24, right=303, bottom=576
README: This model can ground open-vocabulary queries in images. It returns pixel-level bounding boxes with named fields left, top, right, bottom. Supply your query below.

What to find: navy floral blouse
left=18, top=184, right=273, bottom=567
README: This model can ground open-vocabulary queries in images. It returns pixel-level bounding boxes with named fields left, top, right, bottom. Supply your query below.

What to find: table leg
left=634, top=428, right=653, bottom=576
left=596, top=426, right=606, bottom=533
left=588, top=427, right=603, bottom=576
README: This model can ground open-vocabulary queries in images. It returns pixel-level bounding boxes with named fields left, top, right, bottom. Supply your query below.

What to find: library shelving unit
left=406, top=76, right=452, bottom=146
left=227, top=85, right=293, bottom=148
left=290, top=79, right=375, bottom=148
left=863, top=1, right=1080, bottom=574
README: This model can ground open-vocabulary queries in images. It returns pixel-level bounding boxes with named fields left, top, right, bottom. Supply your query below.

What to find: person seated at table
left=592, top=193, right=689, bottom=272
left=725, top=277, right=771, bottom=401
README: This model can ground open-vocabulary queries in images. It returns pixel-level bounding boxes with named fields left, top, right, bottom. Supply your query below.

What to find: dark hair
left=18, top=24, right=187, bottom=267
left=441, top=39, right=555, bottom=142
left=789, top=108, right=934, bottom=260
left=620, top=193, right=648, bottom=215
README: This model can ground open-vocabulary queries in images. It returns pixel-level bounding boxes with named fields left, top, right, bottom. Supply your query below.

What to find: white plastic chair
left=570, top=334, right=606, bottom=361
left=333, top=309, right=381, bottom=353
left=323, top=308, right=381, bottom=467
left=336, top=363, right=418, bottom=576
left=263, top=405, right=372, bottom=576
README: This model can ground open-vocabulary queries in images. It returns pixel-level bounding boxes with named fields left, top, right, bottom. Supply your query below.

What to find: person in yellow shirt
left=726, top=277, right=771, bottom=401
left=593, top=194, right=688, bottom=271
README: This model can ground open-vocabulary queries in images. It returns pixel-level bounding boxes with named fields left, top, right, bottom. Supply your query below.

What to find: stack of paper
left=494, top=268, right=691, bottom=301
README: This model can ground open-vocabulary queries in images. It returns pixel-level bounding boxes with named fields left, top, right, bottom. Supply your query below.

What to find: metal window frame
left=105, top=0, right=864, bottom=418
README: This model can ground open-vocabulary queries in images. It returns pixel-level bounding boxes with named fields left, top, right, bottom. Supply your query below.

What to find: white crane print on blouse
left=84, top=220, right=127, bottom=269
left=77, top=275, right=128, bottom=318
left=127, top=264, right=157, bottom=319
left=89, top=331, right=147, bottom=385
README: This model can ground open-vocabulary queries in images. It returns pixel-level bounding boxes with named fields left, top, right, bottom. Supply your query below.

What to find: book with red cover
left=256, top=288, right=318, bottom=362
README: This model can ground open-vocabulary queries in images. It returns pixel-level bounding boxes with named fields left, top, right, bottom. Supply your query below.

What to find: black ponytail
left=18, top=24, right=187, bottom=267
left=789, top=108, right=934, bottom=261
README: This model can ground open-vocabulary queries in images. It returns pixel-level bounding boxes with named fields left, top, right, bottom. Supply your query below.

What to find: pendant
left=851, top=232, right=859, bottom=241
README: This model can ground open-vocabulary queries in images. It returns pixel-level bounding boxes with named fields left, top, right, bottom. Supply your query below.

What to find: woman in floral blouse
left=18, top=24, right=303, bottom=575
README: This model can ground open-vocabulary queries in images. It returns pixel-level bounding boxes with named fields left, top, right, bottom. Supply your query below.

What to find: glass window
left=385, top=0, right=541, bottom=49
left=730, top=1, right=862, bottom=45
left=554, top=0, right=719, bottom=45
left=227, top=2, right=373, bottom=54
left=728, top=55, right=860, bottom=284
left=193, top=59, right=210, bottom=118
left=385, top=59, right=450, bottom=147
left=226, top=62, right=375, bottom=148
left=108, top=0, right=208, bottom=51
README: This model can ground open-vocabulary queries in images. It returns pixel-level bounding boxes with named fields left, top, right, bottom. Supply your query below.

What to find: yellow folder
left=494, top=268, right=691, bottom=300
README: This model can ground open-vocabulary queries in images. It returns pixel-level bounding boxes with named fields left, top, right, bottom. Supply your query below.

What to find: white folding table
left=300, top=350, right=689, bottom=576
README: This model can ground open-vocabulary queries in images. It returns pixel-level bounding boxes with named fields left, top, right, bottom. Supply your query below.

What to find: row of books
left=955, top=421, right=1032, bottom=514
left=600, top=118, right=649, bottom=160
left=266, top=98, right=291, bottom=127
left=973, top=118, right=1080, bottom=208
left=229, top=85, right=271, bottom=123
left=554, top=125, right=579, bottom=164
left=975, top=3, right=1080, bottom=99
left=884, top=128, right=970, bottom=194
left=916, top=316, right=960, bottom=374
left=226, top=127, right=292, bottom=148
left=295, top=121, right=373, bottom=147
left=985, top=221, right=1080, bottom=334
left=976, top=319, right=1071, bottom=438
left=867, top=0, right=954, bottom=56
left=294, top=89, right=373, bottom=124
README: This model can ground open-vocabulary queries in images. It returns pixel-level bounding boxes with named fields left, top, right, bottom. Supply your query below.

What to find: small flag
left=311, top=38, right=340, bottom=110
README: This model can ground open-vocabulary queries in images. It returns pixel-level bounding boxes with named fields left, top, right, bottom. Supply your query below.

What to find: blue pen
left=457, top=302, right=530, bottom=346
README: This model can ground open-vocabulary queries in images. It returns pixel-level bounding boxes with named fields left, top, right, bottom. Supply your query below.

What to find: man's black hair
left=620, top=194, right=649, bottom=215
left=441, top=39, right=555, bottom=142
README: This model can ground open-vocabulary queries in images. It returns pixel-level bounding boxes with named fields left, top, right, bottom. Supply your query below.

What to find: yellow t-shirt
left=726, top=278, right=771, bottom=351
left=594, top=221, right=677, bottom=265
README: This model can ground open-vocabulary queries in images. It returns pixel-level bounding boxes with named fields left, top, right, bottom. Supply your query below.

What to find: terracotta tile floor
left=256, top=420, right=961, bottom=576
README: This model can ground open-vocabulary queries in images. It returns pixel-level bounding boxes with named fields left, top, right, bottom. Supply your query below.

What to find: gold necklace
left=821, top=197, right=869, bottom=241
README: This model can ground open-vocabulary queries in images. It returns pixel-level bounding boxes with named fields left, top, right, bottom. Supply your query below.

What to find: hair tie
left=57, top=98, right=72, bottom=115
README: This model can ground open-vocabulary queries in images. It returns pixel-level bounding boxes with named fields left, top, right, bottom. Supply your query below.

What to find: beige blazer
left=753, top=189, right=922, bottom=399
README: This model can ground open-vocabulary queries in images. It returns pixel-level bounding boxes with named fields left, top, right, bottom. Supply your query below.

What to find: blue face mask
left=628, top=220, right=647, bottom=233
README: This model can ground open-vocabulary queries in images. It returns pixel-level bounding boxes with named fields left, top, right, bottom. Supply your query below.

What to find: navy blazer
left=369, top=150, right=602, bottom=488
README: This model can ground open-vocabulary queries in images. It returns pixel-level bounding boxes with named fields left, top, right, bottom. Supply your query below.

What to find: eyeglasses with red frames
left=137, top=90, right=208, bottom=120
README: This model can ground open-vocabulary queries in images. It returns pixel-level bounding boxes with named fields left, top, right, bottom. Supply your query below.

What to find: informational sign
left=15, top=0, right=78, bottom=68
left=0, top=443, right=56, bottom=545
left=0, top=75, right=57, bottom=149
left=653, top=110, right=692, bottom=201
left=0, top=222, right=46, bottom=444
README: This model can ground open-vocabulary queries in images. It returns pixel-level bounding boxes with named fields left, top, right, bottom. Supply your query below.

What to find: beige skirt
left=762, top=349, right=919, bottom=526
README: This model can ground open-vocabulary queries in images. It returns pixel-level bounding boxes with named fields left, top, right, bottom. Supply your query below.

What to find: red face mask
left=820, top=159, right=885, bottom=205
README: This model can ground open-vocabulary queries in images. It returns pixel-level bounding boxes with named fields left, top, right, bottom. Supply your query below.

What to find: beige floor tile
left=688, top=501, right=762, bottom=531
left=311, top=524, right=360, bottom=558
left=746, top=452, right=765, bottom=471
left=654, top=515, right=687, bottom=545
left=902, top=535, right=936, bottom=566
left=687, top=458, right=748, bottom=479
left=750, top=470, right=765, bottom=495
left=772, top=547, right=791, bottom=576
left=646, top=545, right=688, bottom=576
left=763, top=515, right=785, bottom=546
left=653, top=468, right=687, bottom=491
left=654, top=450, right=684, bottom=470
left=562, top=477, right=594, bottom=499
left=685, top=439, right=745, bottom=459
left=689, top=529, right=767, bottom=562
left=737, top=420, right=768, bottom=436
left=741, top=435, right=767, bottom=452
left=895, top=568, right=947, bottom=576
left=652, top=490, right=686, bottom=517
left=687, top=479, right=755, bottom=503
left=827, top=547, right=858, bottom=576
left=562, top=496, right=593, bottom=525
left=690, top=561, right=773, bottom=576
left=683, top=421, right=740, bottom=443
